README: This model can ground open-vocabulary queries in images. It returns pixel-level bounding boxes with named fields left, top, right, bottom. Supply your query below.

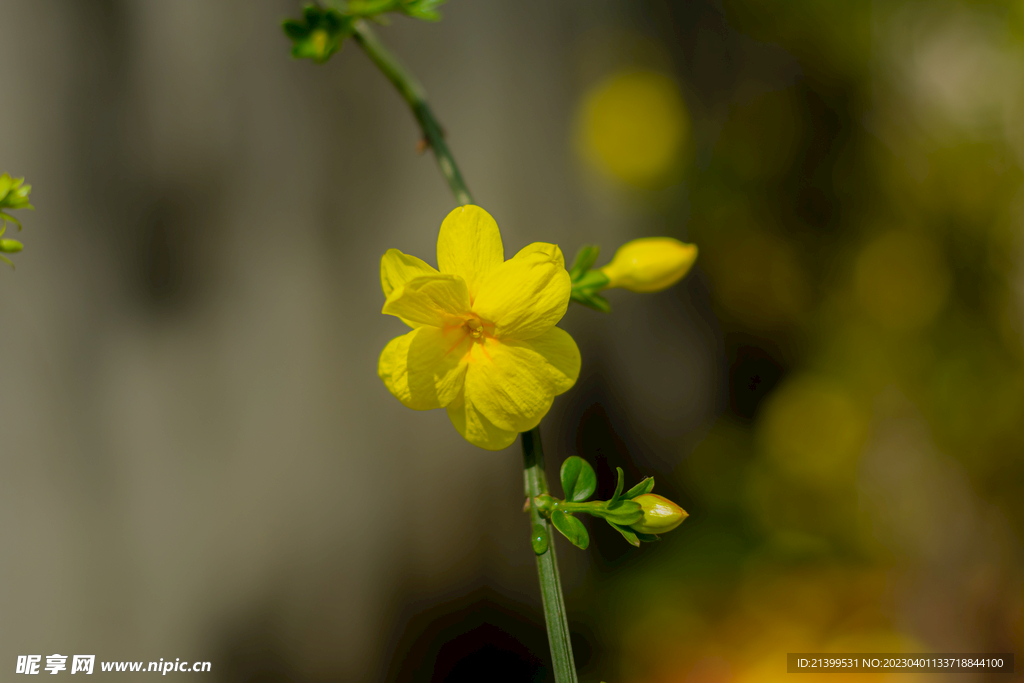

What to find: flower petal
left=379, top=326, right=472, bottom=410
left=461, top=326, right=580, bottom=433
left=446, top=388, right=519, bottom=451
left=382, top=274, right=471, bottom=327
left=472, top=243, right=571, bottom=340
left=380, top=249, right=440, bottom=327
left=380, top=248, right=439, bottom=298
left=436, top=205, right=504, bottom=297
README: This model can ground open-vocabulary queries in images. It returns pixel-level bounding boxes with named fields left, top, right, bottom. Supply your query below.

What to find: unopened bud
left=599, top=237, right=697, bottom=293
left=0, top=239, right=23, bottom=253
left=629, top=493, right=688, bottom=534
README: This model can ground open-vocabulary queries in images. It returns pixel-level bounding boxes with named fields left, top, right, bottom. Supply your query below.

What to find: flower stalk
left=351, top=24, right=579, bottom=683
left=350, top=20, right=472, bottom=206
left=523, top=427, right=579, bottom=683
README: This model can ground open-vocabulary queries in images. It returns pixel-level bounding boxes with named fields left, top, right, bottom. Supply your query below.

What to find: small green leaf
left=531, top=523, right=549, bottom=555
left=400, top=0, right=448, bottom=20
left=607, top=467, right=625, bottom=508
left=282, top=19, right=311, bottom=40
left=608, top=522, right=640, bottom=547
left=560, top=456, right=597, bottom=502
left=569, top=268, right=612, bottom=313
left=1, top=213, right=23, bottom=231
left=346, top=0, right=395, bottom=15
left=624, top=477, right=655, bottom=500
left=573, top=291, right=611, bottom=313
left=324, top=0, right=447, bottom=21
left=569, top=245, right=601, bottom=280
left=551, top=511, right=590, bottom=550
left=282, top=5, right=353, bottom=64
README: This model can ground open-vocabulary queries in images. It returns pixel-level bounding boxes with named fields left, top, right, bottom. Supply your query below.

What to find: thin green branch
left=353, top=24, right=578, bottom=681
left=351, top=20, right=473, bottom=206
left=523, top=427, right=579, bottom=683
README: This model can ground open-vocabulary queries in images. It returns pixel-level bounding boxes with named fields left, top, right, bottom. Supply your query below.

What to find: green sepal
left=607, top=467, right=626, bottom=508
left=571, top=268, right=609, bottom=290
left=0, top=254, right=13, bottom=269
left=551, top=511, right=590, bottom=550
left=635, top=532, right=661, bottom=543
left=569, top=289, right=611, bottom=313
left=569, top=267, right=611, bottom=312
left=569, top=245, right=601, bottom=281
left=531, top=523, right=549, bottom=555
left=560, top=456, right=597, bottom=503
left=599, top=499, right=643, bottom=526
left=608, top=522, right=640, bottom=547
left=624, top=476, right=655, bottom=500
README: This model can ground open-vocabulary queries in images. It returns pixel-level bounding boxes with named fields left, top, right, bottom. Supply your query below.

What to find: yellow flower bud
left=599, top=237, right=697, bottom=293
left=629, top=493, right=688, bottom=534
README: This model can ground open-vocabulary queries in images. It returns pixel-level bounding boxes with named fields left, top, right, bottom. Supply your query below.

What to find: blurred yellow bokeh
left=854, top=231, right=951, bottom=331
left=759, top=376, right=868, bottom=485
left=575, top=70, right=690, bottom=187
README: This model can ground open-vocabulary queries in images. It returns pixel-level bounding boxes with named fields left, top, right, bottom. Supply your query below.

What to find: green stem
left=351, top=20, right=473, bottom=206
left=556, top=501, right=601, bottom=515
left=523, top=427, right=579, bottom=683
left=353, top=24, right=578, bottom=682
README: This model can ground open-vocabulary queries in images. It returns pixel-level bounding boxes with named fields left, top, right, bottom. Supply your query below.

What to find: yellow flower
left=629, top=493, right=688, bottom=534
left=378, top=205, right=581, bottom=451
left=600, top=237, right=697, bottom=293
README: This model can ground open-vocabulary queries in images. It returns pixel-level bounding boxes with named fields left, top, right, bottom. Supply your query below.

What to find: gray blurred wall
left=0, top=1, right=718, bottom=680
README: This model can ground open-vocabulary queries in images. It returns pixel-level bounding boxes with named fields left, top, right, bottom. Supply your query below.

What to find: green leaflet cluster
left=567, top=245, right=611, bottom=313
left=283, top=1, right=447, bottom=63
left=531, top=455, right=666, bottom=552
left=0, top=174, right=33, bottom=268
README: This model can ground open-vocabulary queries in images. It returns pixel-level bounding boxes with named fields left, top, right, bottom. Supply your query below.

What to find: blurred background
left=2, top=0, right=1023, bottom=681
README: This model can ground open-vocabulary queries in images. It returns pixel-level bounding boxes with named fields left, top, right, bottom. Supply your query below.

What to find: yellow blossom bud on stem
left=599, top=237, right=697, bottom=293
left=629, top=493, right=688, bottom=534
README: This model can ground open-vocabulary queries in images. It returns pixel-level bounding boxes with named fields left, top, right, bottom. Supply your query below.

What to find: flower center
left=465, top=318, right=484, bottom=340
left=461, top=315, right=495, bottom=343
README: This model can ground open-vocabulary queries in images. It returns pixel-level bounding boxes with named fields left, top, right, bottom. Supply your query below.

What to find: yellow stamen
left=465, top=318, right=484, bottom=340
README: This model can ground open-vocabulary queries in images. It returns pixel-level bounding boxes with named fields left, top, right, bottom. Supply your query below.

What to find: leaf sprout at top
left=283, top=1, right=448, bottom=63
left=0, top=173, right=33, bottom=268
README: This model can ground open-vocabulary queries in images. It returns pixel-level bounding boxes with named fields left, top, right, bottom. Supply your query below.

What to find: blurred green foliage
left=283, top=0, right=447, bottom=63
left=573, top=0, right=1024, bottom=680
